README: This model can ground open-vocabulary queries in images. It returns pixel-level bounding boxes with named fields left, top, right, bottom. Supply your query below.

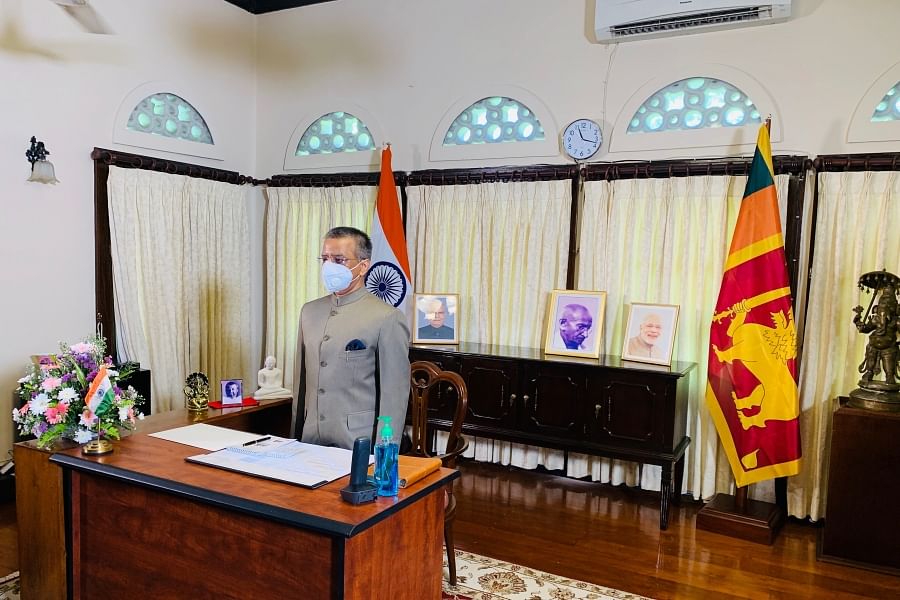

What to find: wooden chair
left=408, top=361, right=469, bottom=586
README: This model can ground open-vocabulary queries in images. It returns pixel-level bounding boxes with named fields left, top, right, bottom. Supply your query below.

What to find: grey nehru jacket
left=291, top=286, right=410, bottom=450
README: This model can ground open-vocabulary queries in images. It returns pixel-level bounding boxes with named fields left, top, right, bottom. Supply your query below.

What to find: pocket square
left=345, top=339, right=366, bottom=351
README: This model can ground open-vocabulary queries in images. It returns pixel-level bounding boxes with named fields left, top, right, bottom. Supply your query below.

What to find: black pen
left=243, top=436, right=271, bottom=447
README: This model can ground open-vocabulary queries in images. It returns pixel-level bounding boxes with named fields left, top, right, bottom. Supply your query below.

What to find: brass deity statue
left=184, top=372, right=210, bottom=412
left=849, top=270, right=900, bottom=412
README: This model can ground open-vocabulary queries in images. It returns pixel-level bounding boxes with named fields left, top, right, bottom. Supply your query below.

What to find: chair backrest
left=408, top=361, right=469, bottom=468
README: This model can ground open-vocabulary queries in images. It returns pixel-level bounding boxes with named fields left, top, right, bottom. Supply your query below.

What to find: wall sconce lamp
left=26, top=136, right=59, bottom=184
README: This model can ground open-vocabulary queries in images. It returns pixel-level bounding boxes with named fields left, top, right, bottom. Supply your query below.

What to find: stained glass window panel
left=871, top=82, right=900, bottom=122
left=444, top=97, right=545, bottom=146
left=126, top=93, right=213, bottom=144
left=627, top=78, right=761, bottom=134
left=296, top=112, right=376, bottom=155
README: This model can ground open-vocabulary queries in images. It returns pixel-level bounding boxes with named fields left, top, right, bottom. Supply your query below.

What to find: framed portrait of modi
left=621, top=303, right=680, bottom=366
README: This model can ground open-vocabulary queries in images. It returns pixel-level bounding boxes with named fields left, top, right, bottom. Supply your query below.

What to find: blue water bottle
left=374, top=416, right=399, bottom=497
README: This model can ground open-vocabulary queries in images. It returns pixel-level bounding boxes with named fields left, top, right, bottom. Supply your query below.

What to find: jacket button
left=330, top=310, right=338, bottom=316
left=323, top=335, right=331, bottom=341
left=318, top=388, right=325, bottom=394
left=320, top=361, right=327, bottom=367
left=319, top=414, right=326, bottom=421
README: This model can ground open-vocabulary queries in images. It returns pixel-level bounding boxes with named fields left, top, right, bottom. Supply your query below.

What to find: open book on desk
left=186, top=436, right=372, bottom=489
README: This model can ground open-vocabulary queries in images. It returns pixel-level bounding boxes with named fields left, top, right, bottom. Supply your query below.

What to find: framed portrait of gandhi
left=413, top=293, right=459, bottom=344
left=621, top=303, right=679, bottom=366
left=543, top=290, right=606, bottom=359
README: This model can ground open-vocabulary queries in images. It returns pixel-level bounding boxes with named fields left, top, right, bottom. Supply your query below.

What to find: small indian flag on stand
left=85, top=365, right=115, bottom=416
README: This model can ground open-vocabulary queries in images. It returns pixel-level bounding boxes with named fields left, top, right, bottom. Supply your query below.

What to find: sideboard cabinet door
left=460, top=356, right=519, bottom=433
left=593, top=374, right=670, bottom=451
left=519, top=363, right=587, bottom=442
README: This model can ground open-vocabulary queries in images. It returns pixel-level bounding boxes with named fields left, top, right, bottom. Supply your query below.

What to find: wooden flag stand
left=696, top=484, right=784, bottom=545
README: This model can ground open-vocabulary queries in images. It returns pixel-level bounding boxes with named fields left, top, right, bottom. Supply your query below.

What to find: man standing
left=291, top=227, right=410, bottom=450
left=627, top=313, right=664, bottom=358
left=555, top=304, right=593, bottom=350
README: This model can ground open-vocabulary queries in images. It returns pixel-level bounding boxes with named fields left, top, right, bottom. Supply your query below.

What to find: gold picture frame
left=412, top=293, right=459, bottom=345
left=621, top=303, right=680, bottom=366
left=543, top=290, right=606, bottom=359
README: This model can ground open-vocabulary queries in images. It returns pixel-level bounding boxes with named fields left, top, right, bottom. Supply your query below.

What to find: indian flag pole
left=82, top=365, right=116, bottom=455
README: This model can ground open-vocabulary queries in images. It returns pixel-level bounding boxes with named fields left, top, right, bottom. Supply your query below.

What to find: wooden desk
left=14, top=398, right=292, bottom=600
left=52, top=433, right=455, bottom=599
left=410, top=342, right=694, bottom=529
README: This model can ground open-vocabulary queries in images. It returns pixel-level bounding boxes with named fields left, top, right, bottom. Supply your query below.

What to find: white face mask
left=321, top=260, right=363, bottom=293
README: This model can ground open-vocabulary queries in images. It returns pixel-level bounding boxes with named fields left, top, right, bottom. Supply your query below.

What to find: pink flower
left=19, top=403, right=29, bottom=415
left=80, top=409, right=97, bottom=426
left=41, top=377, right=62, bottom=392
left=45, top=406, right=65, bottom=425
left=70, top=342, right=95, bottom=354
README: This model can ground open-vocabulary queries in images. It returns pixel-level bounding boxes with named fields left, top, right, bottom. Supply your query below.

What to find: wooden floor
left=0, top=461, right=898, bottom=598
left=452, top=461, right=900, bottom=600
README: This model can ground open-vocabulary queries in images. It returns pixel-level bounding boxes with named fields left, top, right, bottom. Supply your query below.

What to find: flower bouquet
left=13, top=336, right=145, bottom=449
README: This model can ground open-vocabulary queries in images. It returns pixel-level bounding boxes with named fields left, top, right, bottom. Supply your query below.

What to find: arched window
left=443, top=96, right=545, bottom=146
left=628, top=77, right=761, bottom=134
left=296, top=112, right=375, bottom=155
left=126, top=93, right=213, bottom=144
left=871, top=82, right=900, bottom=122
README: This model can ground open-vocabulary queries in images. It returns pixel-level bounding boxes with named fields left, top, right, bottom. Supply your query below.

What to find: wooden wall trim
left=583, top=155, right=809, bottom=181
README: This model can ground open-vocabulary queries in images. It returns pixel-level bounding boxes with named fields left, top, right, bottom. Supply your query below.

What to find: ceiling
left=223, top=0, right=336, bottom=15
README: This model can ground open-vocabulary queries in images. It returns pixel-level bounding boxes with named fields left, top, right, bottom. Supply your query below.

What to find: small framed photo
left=621, top=303, right=680, bottom=366
left=220, top=379, right=243, bottom=406
left=543, top=290, right=607, bottom=359
left=413, top=294, right=459, bottom=344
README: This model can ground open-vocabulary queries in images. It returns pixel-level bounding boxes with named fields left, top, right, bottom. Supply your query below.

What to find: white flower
left=73, top=429, right=94, bottom=444
left=107, top=369, right=119, bottom=378
left=30, top=393, right=50, bottom=415
left=57, top=387, right=78, bottom=402
left=11, top=408, right=20, bottom=422
left=137, top=413, right=145, bottom=420
left=17, top=376, right=29, bottom=384
left=118, top=406, right=130, bottom=421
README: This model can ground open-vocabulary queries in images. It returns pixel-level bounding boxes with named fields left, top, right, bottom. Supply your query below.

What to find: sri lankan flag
left=706, top=124, right=801, bottom=488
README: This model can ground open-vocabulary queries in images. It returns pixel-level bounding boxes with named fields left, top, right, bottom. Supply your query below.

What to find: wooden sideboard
left=409, top=342, right=695, bottom=530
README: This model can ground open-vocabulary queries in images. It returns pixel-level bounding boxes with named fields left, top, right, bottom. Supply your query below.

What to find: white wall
left=0, top=0, right=258, bottom=456
left=255, top=0, right=900, bottom=173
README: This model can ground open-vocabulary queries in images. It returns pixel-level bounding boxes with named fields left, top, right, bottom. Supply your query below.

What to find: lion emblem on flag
left=712, top=299, right=799, bottom=432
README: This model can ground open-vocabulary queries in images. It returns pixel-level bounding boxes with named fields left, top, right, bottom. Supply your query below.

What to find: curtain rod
left=91, top=148, right=264, bottom=185
left=813, top=153, right=900, bottom=172
left=582, top=155, right=810, bottom=181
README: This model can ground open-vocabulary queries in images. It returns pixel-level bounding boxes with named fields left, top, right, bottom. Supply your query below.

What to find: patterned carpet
left=0, top=571, right=17, bottom=600
left=0, top=551, right=650, bottom=600
left=443, top=551, right=651, bottom=600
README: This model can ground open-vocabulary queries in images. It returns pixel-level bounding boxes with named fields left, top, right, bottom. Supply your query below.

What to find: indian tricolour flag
left=85, top=365, right=115, bottom=416
left=365, top=145, right=413, bottom=319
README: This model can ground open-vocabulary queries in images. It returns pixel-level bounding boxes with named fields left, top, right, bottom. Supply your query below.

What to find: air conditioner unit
left=594, top=0, right=792, bottom=43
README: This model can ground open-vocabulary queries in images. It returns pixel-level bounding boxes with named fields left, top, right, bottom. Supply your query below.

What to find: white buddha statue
left=253, top=355, right=291, bottom=400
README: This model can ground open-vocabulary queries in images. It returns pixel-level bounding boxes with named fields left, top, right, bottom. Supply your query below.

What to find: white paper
left=186, top=439, right=369, bottom=488
left=149, top=424, right=267, bottom=451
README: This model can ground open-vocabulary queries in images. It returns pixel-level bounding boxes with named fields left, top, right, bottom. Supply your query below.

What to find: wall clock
left=562, top=119, right=602, bottom=161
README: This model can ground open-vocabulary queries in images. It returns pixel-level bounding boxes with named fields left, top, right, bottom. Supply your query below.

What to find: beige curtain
left=572, top=174, right=792, bottom=499
left=406, top=180, right=572, bottom=467
left=107, top=166, right=251, bottom=413
left=791, top=170, right=900, bottom=521
left=263, top=185, right=376, bottom=391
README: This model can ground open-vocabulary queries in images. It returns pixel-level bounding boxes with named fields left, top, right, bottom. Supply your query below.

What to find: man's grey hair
left=325, top=226, right=372, bottom=260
